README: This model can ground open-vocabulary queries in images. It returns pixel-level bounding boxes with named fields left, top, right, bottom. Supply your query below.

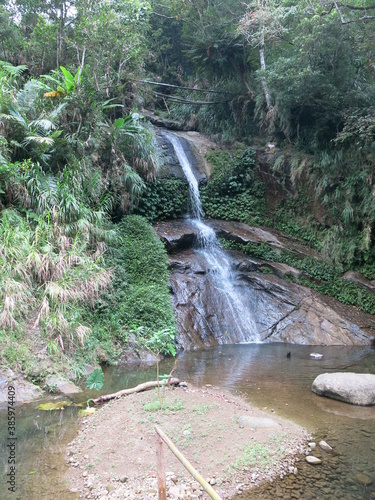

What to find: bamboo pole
left=155, top=425, right=222, bottom=500
left=156, top=433, right=167, bottom=500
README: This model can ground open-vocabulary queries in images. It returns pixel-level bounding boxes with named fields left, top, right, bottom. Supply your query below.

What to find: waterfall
left=164, top=131, right=260, bottom=343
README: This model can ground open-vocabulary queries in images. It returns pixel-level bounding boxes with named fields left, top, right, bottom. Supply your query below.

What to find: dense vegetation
left=1, top=0, right=375, bottom=381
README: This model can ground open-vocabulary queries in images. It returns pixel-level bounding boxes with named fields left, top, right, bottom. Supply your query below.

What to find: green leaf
left=86, top=368, right=104, bottom=391
left=60, top=66, right=75, bottom=93
left=167, top=343, right=176, bottom=357
left=113, top=118, right=125, bottom=129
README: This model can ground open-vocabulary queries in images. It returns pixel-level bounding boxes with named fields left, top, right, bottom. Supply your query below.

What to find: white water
left=164, top=131, right=260, bottom=342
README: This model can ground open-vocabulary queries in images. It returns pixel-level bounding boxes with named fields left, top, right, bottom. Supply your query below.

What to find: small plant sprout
left=142, top=328, right=177, bottom=406
left=82, top=368, right=104, bottom=415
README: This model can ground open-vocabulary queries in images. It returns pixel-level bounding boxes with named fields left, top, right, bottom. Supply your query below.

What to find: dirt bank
left=66, top=385, right=311, bottom=499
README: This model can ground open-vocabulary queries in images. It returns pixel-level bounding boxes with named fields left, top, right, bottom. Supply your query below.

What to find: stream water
left=0, top=344, right=374, bottom=499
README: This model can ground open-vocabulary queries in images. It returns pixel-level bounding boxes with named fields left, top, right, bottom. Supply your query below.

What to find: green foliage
left=144, top=396, right=183, bottom=412
left=85, top=215, right=176, bottom=358
left=86, top=367, right=104, bottom=391
left=200, top=147, right=266, bottom=224
left=144, top=328, right=176, bottom=357
left=59, top=66, right=80, bottom=94
left=0, top=63, right=173, bottom=377
left=133, top=179, right=188, bottom=221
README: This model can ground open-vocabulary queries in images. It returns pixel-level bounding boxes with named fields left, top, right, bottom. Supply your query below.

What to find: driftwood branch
left=92, top=378, right=180, bottom=404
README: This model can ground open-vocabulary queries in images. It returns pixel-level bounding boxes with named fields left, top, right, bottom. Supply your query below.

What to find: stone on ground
left=312, top=372, right=375, bottom=406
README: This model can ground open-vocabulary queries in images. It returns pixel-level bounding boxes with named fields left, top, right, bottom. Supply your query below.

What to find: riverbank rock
left=312, top=373, right=375, bottom=406
left=0, top=369, right=43, bottom=403
left=44, top=374, right=82, bottom=395
left=319, top=440, right=332, bottom=452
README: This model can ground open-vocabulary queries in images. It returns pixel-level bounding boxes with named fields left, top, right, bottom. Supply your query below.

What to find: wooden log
left=92, top=378, right=180, bottom=405
left=155, top=425, right=222, bottom=500
left=156, top=433, right=167, bottom=500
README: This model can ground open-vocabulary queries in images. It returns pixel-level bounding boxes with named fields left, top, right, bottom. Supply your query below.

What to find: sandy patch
left=66, top=385, right=310, bottom=499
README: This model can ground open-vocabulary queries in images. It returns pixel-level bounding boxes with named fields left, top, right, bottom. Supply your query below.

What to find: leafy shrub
left=200, top=147, right=266, bottom=223
left=85, top=215, right=176, bottom=356
left=133, top=179, right=188, bottom=222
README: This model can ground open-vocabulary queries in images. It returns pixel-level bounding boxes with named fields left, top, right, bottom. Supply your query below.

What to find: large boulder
left=155, top=219, right=200, bottom=253
left=312, top=373, right=375, bottom=406
left=0, top=369, right=43, bottom=403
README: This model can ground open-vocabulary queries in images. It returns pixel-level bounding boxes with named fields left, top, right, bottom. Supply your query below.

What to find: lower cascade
left=163, top=131, right=260, bottom=343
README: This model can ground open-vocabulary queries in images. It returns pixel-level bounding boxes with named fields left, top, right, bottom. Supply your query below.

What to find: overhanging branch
left=138, top=79, right=235, bottom=94
left=152, top=91, right=231, bottom=105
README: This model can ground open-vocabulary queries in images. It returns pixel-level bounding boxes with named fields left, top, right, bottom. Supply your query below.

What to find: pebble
left=308, top=442, right=316, bottom=450
left=305, top=456, right=322, bottom=465
left=355, top=473, right=373, bottom=486
left=319, top=440, right=332, bottom=452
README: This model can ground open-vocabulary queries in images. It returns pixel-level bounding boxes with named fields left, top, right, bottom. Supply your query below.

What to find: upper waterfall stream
left=163, top=131, right=260, bottom=343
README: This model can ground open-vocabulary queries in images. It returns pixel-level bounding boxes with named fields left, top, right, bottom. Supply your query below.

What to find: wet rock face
left=154, top=219, right=200, bottom=253
left=208, top=219, right=322, bottom=259
left=156, top=220, right=375, bottom=349
left=156, top=219, right=321, bottom=259
left=312, top=373, right=375, bottom=406
left=155, top=131, right=207, bottom=182
left=342, top=271, right=374, bottom=290
left=169, top=249, right=375, bottom=349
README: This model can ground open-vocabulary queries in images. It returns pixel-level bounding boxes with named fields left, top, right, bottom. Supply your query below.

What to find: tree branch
left=339, top=3, right=375, bottom=11
left=152, top=91, right=232, bottom=105
left=138, top=79, right=235, bottom=94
